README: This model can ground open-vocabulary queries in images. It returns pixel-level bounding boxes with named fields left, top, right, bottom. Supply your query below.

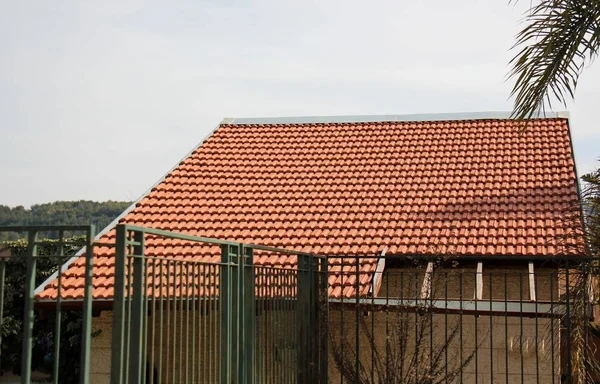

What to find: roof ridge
left=224, top=111, right=570, bottom=125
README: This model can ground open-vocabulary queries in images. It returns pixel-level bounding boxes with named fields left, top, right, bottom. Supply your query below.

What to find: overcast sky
left=1, top=0, right=598, bottom=208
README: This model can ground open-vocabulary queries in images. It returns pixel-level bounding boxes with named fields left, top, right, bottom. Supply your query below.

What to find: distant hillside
left=0, top=200, right=132, bottom=241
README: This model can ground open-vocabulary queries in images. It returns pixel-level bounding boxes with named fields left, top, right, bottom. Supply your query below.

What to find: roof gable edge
left=34, top=121, right=225, bottom=296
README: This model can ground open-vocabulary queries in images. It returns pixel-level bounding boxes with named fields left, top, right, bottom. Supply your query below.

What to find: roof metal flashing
left=34, top=122, right=225, bottom=296
left=225, top=111, right=569, bottom=125
left=220, top=117, right=235, bottom=124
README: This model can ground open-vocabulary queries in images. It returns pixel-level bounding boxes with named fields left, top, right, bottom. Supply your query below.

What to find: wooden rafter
left=420, top=262, right=435, bottom=299
left=370, top=248, right=387, bottom=297
left=475, top=262, right=483, bottom=300
left=528, top=262, right=536, bottom=302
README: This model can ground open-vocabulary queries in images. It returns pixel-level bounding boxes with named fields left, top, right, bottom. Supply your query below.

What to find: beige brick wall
left=328, top=311, right=560, bottom=384
left=328, top=266, right=562, bottom=384
left=89, top=311, right=113, bottom=384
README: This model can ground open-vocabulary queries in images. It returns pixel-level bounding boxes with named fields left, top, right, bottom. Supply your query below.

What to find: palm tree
left=509, top=0, right=600, bottom=119
left=509, top=4, right=600, bottom=383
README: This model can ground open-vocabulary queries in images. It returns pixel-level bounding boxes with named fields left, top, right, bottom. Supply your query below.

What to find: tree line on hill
left=0, top=200, right=132, bottom=241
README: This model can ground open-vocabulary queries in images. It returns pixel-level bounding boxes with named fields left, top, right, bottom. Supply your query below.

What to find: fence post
left=79, top=224, right=95, bottom=384
left=318, top=257, right=328, bottom=383
left=220, top=244, right=235, bottom=384
left=128, top=230, right=146, bottom=384
left=297, top=254, right=310, bottom=384
left=242, top=246, right=255, bottom=384
left=110, top=225, right=128, bottom=384
left=20, top=230, right=38, bottom=384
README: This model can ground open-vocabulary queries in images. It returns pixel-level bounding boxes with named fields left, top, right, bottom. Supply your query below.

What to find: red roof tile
left=37, top=117, right=583, bottom=301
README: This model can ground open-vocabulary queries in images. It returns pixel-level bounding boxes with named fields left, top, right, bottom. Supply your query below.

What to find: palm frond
left=509, top=0, right=600, bottom=121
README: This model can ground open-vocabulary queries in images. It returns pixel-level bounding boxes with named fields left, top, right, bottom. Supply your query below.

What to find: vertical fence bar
left=534, top=268, right=539, bottom=384
left=79, top=225, right=95, bottom=384
left=125, top=233, right=134, bottom=384
left=178, top=261, right=184, bottom=383
left=459, top=271, right=464, bottom=383
left=110, top=225, right=128, bottom=384
left=0, top=254, right=5, bottom=375
left=519, top=272, right=524, bottom=384
left=220, top=244, right=233, bottom=384
left=128, top=230, right=146, bottom=384
left=149, top=256, right=157, bottom=384
left=185, top=263, right=190, bottom=383
left=505, top=272, right=509, bottom=384
left=20, top=230, right=38, bottom=384
left=214, top=261, right=219, bottom=383
left=297, top=254, right=310, bottom=384
left=243, top=247, right=255, bottom=384
left=53, top=231, right=64, bottom=384
left=171, top=261, right=176, bottom=384
left=231, top=245, right=240, bottom=384
left=550, top=270, right=556, bottom=384
left=142, top=246, right=149, bottom=384
left=289, top=268, right=294, bottom=383
left=158, top=259, right=164, bottom=383
left=444, top=271, right=448, bottom=383
left=489, top=271, right=493, bottom=383
left=399, top=271, right=404, bottom=381
left=191, top=262, right=196, bottom=383
left=354, top=255, right=359, bottom=382
left=340, top=258, right=345, bottom=384
left=319, top=257, right=328, bottom=384
left=385, top=266, right=389, bottom=381
left=474, top=267, right=479, bottom=384
left=165, top=260, right=172, bottom=384
left=371, top=263, right=375, bottom=384
left=565, top=264, right=572, bottom=384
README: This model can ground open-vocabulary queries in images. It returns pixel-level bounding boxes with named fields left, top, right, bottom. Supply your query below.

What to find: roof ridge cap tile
left=226, top=111, right=570, bottom=125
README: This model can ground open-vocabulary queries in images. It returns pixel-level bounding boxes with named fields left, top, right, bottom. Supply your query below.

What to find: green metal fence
left=0, top=225, right=95, bottom=384
left=110, top=224, right=329, bottom=384
left=5, top=224, right=595, bottom=384
left=328, top=254, right=600, bottom=384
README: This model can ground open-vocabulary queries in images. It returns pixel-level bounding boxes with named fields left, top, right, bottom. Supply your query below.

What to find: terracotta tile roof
left=37, top=116, right=583, bottom=301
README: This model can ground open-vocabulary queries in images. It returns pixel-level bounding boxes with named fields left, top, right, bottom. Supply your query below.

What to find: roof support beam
left=475, top=262, right=483, bottom=300
left=370, top=248, right=387, bottom=297
left=529, top=262, right=536, bottom=302
left=420, top=262, right=435, bottom=300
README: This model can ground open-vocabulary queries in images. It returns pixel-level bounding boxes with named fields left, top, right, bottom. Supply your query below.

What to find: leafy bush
left=0, top=236, right=89, bottom=384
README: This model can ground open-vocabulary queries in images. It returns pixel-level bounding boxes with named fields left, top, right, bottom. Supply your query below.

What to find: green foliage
left=0, top=237, right=88, bottom=383
left=582, top=164, right=600, bottom=256
left=509, top=0, right=600, bottom=120
left=0, top=200, right=131, bottom=241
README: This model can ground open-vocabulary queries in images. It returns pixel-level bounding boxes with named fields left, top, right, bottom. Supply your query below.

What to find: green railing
left=0, top=225, right=95, bottom=384
left=110, top=224, right=329, bottom=384
left=6, top=224, right=592, bottom=383
left=328, top=254, right=600, bottom=384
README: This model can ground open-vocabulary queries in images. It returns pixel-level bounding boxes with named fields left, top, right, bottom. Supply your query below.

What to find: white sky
left=1, top=0, right=598, bottom=207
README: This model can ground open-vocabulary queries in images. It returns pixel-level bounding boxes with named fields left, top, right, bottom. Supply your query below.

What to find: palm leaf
left=509, top=0, right=600, bottom=121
